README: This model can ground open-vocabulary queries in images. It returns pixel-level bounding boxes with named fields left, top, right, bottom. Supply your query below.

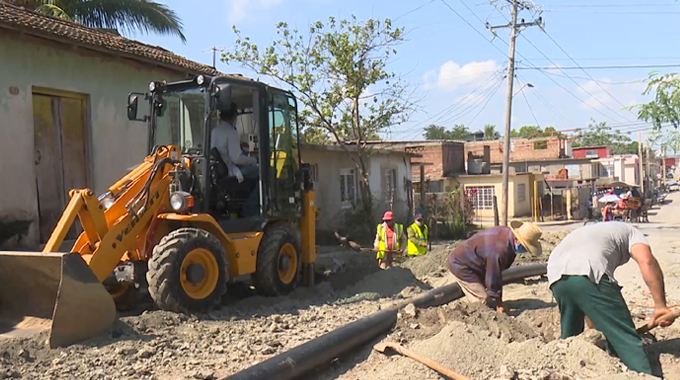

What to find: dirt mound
left=540, top=230, right=570, bottom=255
left=400, top=242, right=459, bottom=277
left=370, top=320, right=648, bottom=380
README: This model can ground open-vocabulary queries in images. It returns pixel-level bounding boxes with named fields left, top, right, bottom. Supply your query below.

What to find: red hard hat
left=382, top=211, right=394, bottom=221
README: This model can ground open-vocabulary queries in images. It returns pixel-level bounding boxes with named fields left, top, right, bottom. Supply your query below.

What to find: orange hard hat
left=382, top=211, right=394, bottom=221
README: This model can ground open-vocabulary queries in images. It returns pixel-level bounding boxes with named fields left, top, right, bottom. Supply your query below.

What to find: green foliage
left=6, top=0, right=186, bottom=42
left=340, top=194, right=377, bottom=244
left=423, top=189, right=473, bottom=239
left=572, top=119, right=639, bottom=154
left=483, top=124, right=500, bottom=140
left=631, top=72, right=680, bottom=129
left=510, top=125, right=542, bottom=138
left=223, top=16, right=411, bottom=147
left=648, top=129, right=680, bottom=155
left=423, top=124, right=470, bottom=140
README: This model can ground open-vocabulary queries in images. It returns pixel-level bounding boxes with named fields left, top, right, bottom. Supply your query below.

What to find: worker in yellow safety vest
left=373, top=211, right=406, bottom=270
left=407, top=213, right=429, bottom=256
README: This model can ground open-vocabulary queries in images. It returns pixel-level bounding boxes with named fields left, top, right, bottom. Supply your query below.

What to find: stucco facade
left=301, top=145, right=413, bottom=231
left=443, top=173, right=543, bottom=218
left=0, top=26, right=210, bottom=247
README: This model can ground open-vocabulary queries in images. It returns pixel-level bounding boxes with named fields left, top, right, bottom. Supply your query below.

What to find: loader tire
left=147, top=228, right=228, bottom=313
left=253, top=224, right=302, bottom=296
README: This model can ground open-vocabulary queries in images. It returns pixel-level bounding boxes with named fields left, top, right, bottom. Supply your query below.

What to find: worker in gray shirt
left=547, top=221, right=674, bottom=375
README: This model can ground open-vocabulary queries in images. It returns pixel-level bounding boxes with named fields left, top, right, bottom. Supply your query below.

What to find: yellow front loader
left=0, top=75, right=317, bottom=347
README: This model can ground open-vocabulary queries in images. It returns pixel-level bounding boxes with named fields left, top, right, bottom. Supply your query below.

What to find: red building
left=572, top=146, right=610, bottom=159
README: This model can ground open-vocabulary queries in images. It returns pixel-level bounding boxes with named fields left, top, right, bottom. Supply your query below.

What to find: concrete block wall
left=464, top=137, right=563, bottom=164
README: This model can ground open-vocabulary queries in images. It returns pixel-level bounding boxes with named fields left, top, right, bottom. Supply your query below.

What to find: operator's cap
left=382, top=211, right=394, bottom=221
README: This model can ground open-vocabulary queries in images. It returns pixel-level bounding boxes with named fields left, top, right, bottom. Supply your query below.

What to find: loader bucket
left=0, top=252, right=116, bottom=348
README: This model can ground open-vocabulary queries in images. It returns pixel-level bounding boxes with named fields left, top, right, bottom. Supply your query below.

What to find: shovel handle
left=390, top=344, right=472, bottom=380
left=636, top=310, right=680, bottom=335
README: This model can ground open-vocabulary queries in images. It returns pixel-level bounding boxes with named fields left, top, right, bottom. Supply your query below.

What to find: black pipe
left=221, top=263, right=547, bottom=380
left=223, top=309, right=398, bottom=380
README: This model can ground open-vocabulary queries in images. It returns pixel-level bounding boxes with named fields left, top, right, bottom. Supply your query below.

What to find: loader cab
left=128, top=75, right=304, bottom=231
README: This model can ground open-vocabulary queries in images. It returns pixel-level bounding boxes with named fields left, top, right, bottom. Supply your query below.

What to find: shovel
left=333, top=231, right=401, bottom=254
left=635, top=309, right=680, bottom=335
left=373, top=341, right=472, bottom=380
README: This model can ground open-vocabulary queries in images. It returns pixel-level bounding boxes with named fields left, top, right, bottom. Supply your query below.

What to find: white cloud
left=227, top=0, right=284, bottom=23
left=424, top=60, right=502, bottom=92
left=577, top=78, right=645, bottom=111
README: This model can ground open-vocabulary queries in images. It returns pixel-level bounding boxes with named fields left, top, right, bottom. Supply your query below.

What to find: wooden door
left=33, top=92, right=88, bottom=243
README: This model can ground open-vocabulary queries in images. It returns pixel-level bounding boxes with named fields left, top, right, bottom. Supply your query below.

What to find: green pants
left=550, top=275, right=652, bottom=375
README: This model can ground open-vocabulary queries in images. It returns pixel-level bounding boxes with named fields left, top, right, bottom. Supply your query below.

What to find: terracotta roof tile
left=0, top=3, right=234, bottom=77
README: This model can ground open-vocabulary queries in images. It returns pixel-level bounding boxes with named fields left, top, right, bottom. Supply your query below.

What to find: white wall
left=0, top=32, right=191, bottom=246
left=302, top=148, right=411, bottom=230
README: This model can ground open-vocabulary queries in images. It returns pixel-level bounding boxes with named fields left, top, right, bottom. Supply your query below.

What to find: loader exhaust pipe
left=0, top=252, right=116, bottom=347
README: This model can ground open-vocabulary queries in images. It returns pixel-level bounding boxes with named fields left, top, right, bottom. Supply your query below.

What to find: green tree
left=649, top=129, right=680, bottom=155
left=222, top=16, right=413, bottom=227
left=423, top=124, right=469, bottom=140
left=631, top=72, right=680, bottom=129
left=5, top=0, right=186, bottom=42
left=511, top=125, right=543, bottom=138
left=423, top=124, right=453, bottom=140
left=483, top=123, right=500, bottom=140
left=450, top=124, right=470, bottom=140
left=572, top=120, right=639, bottom=154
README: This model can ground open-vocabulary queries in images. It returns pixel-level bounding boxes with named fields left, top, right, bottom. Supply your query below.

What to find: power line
left=466, top=79, right=505, bottom=126
left=540, top=30, right=636, bottom=117
left=394, top=0, right=436, bottom=21
left=519, top=83, right=540, bottom=127
left=438, top=0, right=508, bottom=57
left=519, top=35, right=635, bottom=124
left=538, top=70, right=644, bottom=85
left=517, top=63, right=680, bottom=70
left=487, top=4, right=631, bottom=125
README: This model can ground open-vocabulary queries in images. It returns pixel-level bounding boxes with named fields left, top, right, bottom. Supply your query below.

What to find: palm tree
left=483, top=123, right=500, bottom=140
left=5, top=0, right=186, bottom=42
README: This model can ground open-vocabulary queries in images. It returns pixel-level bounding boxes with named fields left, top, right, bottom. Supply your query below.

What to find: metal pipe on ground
left=221, top=263, right=547, bottom=380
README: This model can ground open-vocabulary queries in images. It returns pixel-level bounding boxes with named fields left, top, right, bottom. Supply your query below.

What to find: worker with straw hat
left=547, top=221, right=674, bottom=375
left=446, top=220, right=543, bottom=313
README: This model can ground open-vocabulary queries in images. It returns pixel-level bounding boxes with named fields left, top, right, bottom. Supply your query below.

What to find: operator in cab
left=211, top=102, right=260, bottom=216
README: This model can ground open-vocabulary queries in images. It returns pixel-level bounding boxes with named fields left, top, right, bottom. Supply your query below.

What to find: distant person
left=446, top=220, right=543, bottom=313
left=601, top=202, right=614, bottom=221
left=406, top=213, right=429, bottom=257
left=547, top=221, right=675, bottom=375
left=373, top=211, right=406, bottom=270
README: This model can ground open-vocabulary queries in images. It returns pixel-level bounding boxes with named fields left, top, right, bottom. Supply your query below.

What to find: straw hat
left=509, top=220, right=543, bottom=257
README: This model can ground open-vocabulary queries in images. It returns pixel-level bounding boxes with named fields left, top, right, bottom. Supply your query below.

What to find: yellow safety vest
left=376, top=223, right=403, bottom=259
left=407, top=222, right=429, bottom=256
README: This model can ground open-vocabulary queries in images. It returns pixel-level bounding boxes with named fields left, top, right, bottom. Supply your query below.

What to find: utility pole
left=662, top=144, right=667, bottom=188
left=645, top=134, right=651, bottom=196
left=487, top=0, right=543, bottom=225
left=638, top=132, right=644, bottom=194
left=206, top=46, right=225, bottom=69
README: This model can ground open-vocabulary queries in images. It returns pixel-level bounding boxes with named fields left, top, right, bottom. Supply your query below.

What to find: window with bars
left=466, top=185, right=495, bottom=210
left=517, top=183, right=526, bottom=203
left=340, top=168, right=356, bottom=207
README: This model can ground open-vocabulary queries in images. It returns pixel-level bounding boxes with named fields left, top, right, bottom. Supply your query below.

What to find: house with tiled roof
left=0, top=3, right=228, bottom=247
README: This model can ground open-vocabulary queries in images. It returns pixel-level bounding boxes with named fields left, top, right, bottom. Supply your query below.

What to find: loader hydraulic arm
left=42, top=145, right=183, bottom=282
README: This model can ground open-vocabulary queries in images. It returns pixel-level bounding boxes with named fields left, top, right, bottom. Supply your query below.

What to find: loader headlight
left=149, top=81, right=157, bottom=92
left=170, top=191, right=194, bottom=213
left=196, top=75, right=205, bottom=85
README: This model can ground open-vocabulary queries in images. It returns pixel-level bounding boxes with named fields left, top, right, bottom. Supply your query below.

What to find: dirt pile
left=0, top=294, right=382, bottom=380
left=320, top=302, right=653, bottom=380
left=540, top=230, right=570, bottom=255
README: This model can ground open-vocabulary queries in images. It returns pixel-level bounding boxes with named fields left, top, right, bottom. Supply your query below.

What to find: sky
left=130, top=0, right=680, bottom=142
